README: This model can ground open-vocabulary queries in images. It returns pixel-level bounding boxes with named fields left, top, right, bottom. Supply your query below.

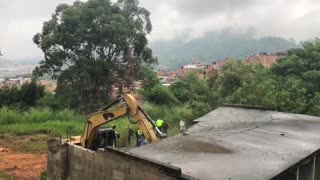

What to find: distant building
left=243, top=52, right=287, bottom=68
left=110, top=81, right=144, bottom=102
left=38, top=80, right=57, bottom=93
left=0, top=77, right=31, bottom=89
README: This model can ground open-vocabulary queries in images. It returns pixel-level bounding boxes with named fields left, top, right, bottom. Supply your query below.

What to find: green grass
left=0, top=104, right=186, bottom=149
left=39, top=171, right=47, bottom=180
left=0, top=171, right=14, bottom=180
left=0, top=107, right=85, bottom=137
left=0, top=121, right=84, bottom=137
left=142, top=102, right=192, bottom=126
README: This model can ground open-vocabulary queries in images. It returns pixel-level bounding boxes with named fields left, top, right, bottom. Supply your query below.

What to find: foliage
left=170, top=73, right=216, bottom=119
left=0, top=107, right=85, bottom=125
left=202, top=39, right=319, bottom=116
left=0, top=171, right=13, bottom=180
left=138, top=66, right=159, bottom=91
left=142, top=84, right=178, bottom=105
left=33, top=0, right=156, bottom=112
left=39, top=171, right=48, bottom=180
left=0, top=82, right=45, bottom=109
left=139, top=66, right=178, bottom=105
left=142, top=102, right=191, bottom=126
left=271, top=39, right=320, bottom=115
left=36, top=93, right=61, bottom=110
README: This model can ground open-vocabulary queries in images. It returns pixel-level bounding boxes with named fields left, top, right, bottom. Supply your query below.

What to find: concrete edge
left=271, top=148, right=320, bottom=179
left=221, top=104, right=267, bottom=110
left=102, top=147, right=197, bottom=180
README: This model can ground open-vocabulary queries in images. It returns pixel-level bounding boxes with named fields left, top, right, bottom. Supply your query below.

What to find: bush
left=0, top=107, right=23, bottom=125
left=142, top=84, right=179, bottom=105
left=39, top=171, right=48, bottom=180
left=0, top=81, right=45, bottom=109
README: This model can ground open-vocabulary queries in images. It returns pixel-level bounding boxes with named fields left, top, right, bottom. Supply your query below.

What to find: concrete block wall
left=47, top=139, right=68, bottom=180
left=47, top=139, right=195, bottom=180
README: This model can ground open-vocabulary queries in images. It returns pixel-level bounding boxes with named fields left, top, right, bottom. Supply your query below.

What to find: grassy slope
left=0, top=103, right=184, bottom=149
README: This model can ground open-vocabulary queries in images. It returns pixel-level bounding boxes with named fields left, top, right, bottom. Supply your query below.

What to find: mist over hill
left=0, top=57, right=40, bottom=68
left=150, top=31, right=299, bottom=69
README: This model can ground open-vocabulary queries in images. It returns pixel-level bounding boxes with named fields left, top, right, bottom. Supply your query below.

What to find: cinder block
left=68, top=144, right=75, bottom=156
left=145, top=172, right=161, bottom=180
left=83, top=150, right=94, bottom=161
left=161, top=172, right=178, bottom=180
left=94, top=151, right=106, bottom=165
left=53, top=151, right=62, bottom=161
left=72, top=158, right=82, bottom=171
left=71, top=174, right=79, bottom=180
left=160, top=175, right=174, bottom=180
left=129, top=167, right=145, bottom=179
left=112, top=169, right=125, bottom=180
left=95, top=173, right=105, bottom=180
left=73, top=145, right=83, bottom=157
left=48, top=142, right=187, bottom=180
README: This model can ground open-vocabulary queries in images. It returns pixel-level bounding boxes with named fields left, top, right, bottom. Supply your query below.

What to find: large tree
left=33, top=0, right=156, bottom=112
left=272, top=39, right=320, bottom=115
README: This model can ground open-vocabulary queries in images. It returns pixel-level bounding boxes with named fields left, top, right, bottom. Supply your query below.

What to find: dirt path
left=0, top=139, right=47, bottom=180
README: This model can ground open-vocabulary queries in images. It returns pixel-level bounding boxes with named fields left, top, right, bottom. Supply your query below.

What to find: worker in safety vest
left=156, top=119, right=164, bottom=132
left=135, top=129, right=143, bottom=147
left=179, top=120, right=187, bottom=135
left=155, top=119, right=165, bottom=138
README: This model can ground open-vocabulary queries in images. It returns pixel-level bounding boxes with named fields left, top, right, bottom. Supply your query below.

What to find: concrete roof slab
left=129, top=107, right=320, bottom=180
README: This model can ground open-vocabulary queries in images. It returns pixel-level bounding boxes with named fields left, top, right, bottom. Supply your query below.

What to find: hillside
left=150, top=31, right=298, bottom=69
left=0, top=57, right=40, bottom=68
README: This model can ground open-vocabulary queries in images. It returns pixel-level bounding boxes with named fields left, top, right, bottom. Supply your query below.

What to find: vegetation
left=0, top=107, right=85, bottom=136
left=0, top=0, right=318, bottom=162
left=0, top=105, right=181, bottom=149
left=0, top=81, right=45, bottom=109
left=39, top=171, right=48, bottom=180
left=0, top=171, right=14, bottom=180
left=142, top=39, right=320, bottom=121
left=33, top=0, right=157, bottom=113
left=4, top=1, right=319, bottom=179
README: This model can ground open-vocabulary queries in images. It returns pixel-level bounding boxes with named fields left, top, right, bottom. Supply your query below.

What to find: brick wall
left=47, top=139, right=195, bottom=180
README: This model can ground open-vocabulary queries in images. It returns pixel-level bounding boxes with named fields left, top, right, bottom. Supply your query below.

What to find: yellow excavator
left=68, top=94, right=164, bottom=150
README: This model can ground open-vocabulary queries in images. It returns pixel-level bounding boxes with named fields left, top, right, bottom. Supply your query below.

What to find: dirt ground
left=0, top=138, right=47, bottom=180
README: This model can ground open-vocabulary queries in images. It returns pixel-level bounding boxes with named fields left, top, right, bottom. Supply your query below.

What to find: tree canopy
left=0, top=82, right=45, bottom=109
left=207, top=39, right=320, bottom=116
left=33, top=0, right=156, bottom=112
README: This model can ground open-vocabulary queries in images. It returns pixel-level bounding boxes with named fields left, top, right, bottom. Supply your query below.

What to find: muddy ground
left=0, top=136, right=47, bottom=180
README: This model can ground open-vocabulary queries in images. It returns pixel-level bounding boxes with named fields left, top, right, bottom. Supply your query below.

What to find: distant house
left=212, top=58, right=235, bottom=71
left=243, top=52, right=287, bottom=68
left=38, top=80, right=57, bottom=93
left=0, top=77, right=31, bottom=89
left=110, top=82, right=144, bottom=102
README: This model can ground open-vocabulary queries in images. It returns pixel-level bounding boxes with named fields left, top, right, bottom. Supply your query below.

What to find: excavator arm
left=69, top=94, right=161, bottom=149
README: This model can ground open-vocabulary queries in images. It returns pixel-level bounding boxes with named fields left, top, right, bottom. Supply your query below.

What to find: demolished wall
left=47, top=139, right=194, bottom=180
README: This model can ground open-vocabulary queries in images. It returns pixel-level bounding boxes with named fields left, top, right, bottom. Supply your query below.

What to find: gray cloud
left=0, top=0, right=74, bottom=21
left=0, top=0, right=74, bottom=59
left=1, top=0, right=320, bottom=60
left=171, top=0, right=257, bottom=17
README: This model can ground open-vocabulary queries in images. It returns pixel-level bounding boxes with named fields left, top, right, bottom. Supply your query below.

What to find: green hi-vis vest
left=156, top=119, right=164, bottom=128
left=137, top=129, right=142, bottom=136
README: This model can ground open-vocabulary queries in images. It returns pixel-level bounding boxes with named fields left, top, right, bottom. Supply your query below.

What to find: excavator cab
left=68, top=94, right=165, bottom=150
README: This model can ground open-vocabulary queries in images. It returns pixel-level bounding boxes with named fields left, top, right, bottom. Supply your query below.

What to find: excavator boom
left=69, top=94, right=160, bottom=149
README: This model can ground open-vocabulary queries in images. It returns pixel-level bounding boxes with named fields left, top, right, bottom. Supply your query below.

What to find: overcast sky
left=0, top=0, right=320, bottom=60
